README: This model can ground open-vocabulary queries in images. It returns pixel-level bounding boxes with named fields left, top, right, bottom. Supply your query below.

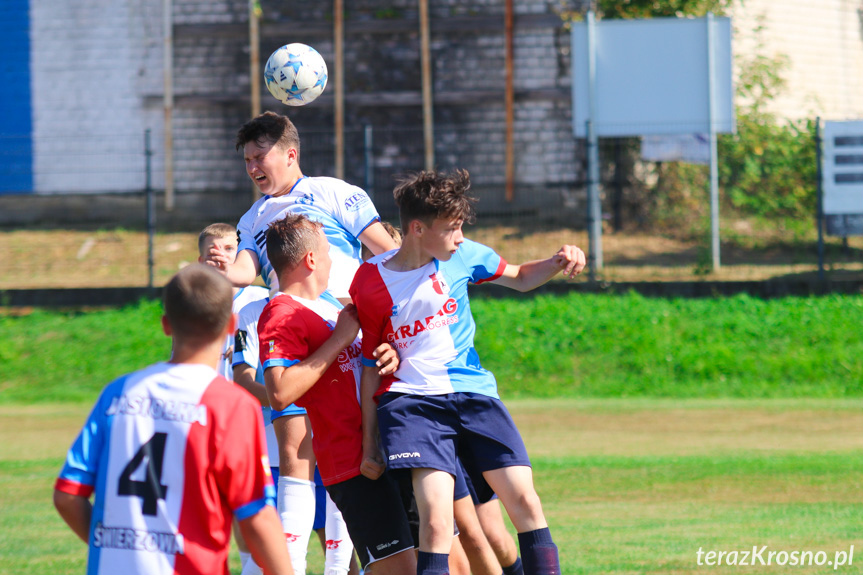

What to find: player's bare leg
left=273, top=414, right=316, bottom=574
left=453, top=495, right=501, bottom=575
left=412, top=468, right=455, bottom=574
left=448, top=533, right=471, bottom=575
left=484, top=465, right=559, bottom=575
left=476, top=498, right=523, bottom=575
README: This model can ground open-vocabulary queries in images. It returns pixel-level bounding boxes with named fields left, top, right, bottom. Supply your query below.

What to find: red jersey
left=258, top=293, right=364, bottom=486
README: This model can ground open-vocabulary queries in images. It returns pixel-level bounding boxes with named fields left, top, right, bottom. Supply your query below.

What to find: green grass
left=3, top=400, right=862, bottom=574
left=472, top=292, right=863, bottom=398
left=2, top=292, right=862, bottom=403
left=0, top=300, right=168, bottom=403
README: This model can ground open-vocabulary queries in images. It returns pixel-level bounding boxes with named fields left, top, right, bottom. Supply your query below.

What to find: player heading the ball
left=349, top=169, right=585, bottom=575
left=206, top=111, right=398, bottom=304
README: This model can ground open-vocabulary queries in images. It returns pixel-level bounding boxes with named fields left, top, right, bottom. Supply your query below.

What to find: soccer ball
left=264, top=43, right=328, bottom=106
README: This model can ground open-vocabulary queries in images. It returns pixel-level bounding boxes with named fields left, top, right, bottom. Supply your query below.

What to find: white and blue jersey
left=219, top=286, right=269, bottom=380
left=349, top=238, right=507, bottom=399
left=237, top=176, right=381, bottom=299
left=232, top=297, right=285, bottom=464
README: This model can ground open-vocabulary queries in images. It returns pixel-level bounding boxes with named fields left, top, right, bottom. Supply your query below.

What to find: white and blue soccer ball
left=264, top=43, right=328, bottom=106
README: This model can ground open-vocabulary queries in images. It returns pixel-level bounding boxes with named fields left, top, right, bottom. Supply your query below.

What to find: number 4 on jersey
left=118, top=432, right=169, bottom=516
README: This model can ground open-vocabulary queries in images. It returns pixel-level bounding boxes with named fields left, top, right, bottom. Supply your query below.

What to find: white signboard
left=822, top=120, right=863, bottom=216
left=571, top=16, right=735, bottom=138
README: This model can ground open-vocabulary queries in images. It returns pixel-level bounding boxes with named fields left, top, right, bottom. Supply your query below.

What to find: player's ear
left=197, top=255, right=204, bottom=264
left=161, top=315, right=172, bottom=337
left=286, top=146, right=299, bottom=166
left=410, top=219, right=425, bottom=236
left=304, top=250, right=316, bottom=271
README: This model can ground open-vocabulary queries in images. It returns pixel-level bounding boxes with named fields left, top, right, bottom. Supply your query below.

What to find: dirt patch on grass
left=2, top=226, right=861, bottom=288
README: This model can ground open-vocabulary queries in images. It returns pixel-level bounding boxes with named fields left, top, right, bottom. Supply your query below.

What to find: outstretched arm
left=492, top=245, right=586, bottom=292
left=53, top=490, right=91, bottom=544
left=264, top=305, right=360, bottom=410
left=205, top=247, right=260, bottom=288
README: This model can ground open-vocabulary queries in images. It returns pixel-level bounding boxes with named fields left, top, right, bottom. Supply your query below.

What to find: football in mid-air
left=264, top=43, right=328, bottom=106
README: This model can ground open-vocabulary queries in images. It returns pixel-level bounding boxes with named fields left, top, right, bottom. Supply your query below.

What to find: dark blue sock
left=518, top=528, right=560, bottom=575
left=417, top=550, right=450, bottom=575
left=502, top=555, right=524, bottom=575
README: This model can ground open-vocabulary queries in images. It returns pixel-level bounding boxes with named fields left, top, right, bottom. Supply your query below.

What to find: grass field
left=2, top=399, right=862, bottom=574
left=1, top=293, right=862, bottom=573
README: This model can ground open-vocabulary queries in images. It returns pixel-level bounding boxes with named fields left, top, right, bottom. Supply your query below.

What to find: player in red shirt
left=53, top=264, right=292, bottom=575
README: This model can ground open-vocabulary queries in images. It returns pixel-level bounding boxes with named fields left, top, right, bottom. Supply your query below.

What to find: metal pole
left=504, top=0, right=515, bottom=202
left=586, top=11, right=602, bottom=275
left=334, top=0, right=345, bottom=179
left=163, top=0, right=174, bottom=211
left=145, top=130, right=155, bottom=290
left=249, top=0, right=261, bottom=202
left=815, top=117, right=824, bottom=280
left=707, top=12, right=720, bottom=270
left=419, top=0, right=434, bottom=170
left=364, top=125, right=374, bottom=196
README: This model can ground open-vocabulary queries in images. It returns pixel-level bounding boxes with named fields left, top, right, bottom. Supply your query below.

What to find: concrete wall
left=29, top=0, right=164, bottom=194
left=731, top=0, right=863, bottom=121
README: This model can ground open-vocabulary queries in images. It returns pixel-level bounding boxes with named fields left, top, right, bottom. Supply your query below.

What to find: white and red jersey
left=237, top=176, right=381, bottom=299
left=55, top=362, right=275, bottom=575
left=257, top=293, right=364, bottom=486
left=350, top=238, right=507, bottom=399
left=218, top=286, right=269, bottom=380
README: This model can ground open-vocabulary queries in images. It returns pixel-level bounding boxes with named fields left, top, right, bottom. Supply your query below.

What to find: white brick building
left=731, top=0, right=863, bottom=121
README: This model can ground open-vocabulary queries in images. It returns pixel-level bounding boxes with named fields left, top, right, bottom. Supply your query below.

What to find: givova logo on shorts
left=388, top=451, right=421, bottom=461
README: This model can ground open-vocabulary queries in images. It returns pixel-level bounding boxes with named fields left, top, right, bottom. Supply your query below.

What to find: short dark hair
left=163, top=264, right=233, bottom=343
left=266, top=214, right=324, bottom=276
left=393, top=169, right=477, bottom=231
left=235, top=111, right=301, bottom=158
left=197, top=222, right=236, bottom=256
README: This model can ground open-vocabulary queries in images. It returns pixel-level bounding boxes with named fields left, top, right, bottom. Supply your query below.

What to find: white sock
left=278, top=475, right=317, bottom=575
left=324, top=490, right=353, bottom=575
left=240, top=556, right=263, bottom=575
left=239, top=551, right=252, bottom=572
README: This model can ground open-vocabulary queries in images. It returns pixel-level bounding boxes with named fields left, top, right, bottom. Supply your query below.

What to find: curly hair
left=393, top=169, right=477, bottom=230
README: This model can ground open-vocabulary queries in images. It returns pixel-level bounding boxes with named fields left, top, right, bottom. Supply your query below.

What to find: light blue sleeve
left=459, top=239, right=506, bottom=284
left=331, top=182, right=380, bottom=239
left=57, top=376, right=128, bottom=488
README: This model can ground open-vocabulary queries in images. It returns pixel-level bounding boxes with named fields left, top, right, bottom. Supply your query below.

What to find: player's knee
left=505, top=489, right=544, bottom=522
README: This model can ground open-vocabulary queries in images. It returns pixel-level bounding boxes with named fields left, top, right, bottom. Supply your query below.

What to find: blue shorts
left=453, top=459, right=470, bottom=501
left=377, top=392, right=530, bottom=503
left=312, top=466, right=326, bottom=531
left=270, top=402, right=307, bottom=421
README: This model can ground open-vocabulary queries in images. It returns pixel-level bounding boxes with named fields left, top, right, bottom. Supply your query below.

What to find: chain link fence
left=1, top=124, right=861, bottom=290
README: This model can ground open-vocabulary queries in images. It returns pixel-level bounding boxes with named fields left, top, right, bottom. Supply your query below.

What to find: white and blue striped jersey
left=237, top=176, right=381, bottom=299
